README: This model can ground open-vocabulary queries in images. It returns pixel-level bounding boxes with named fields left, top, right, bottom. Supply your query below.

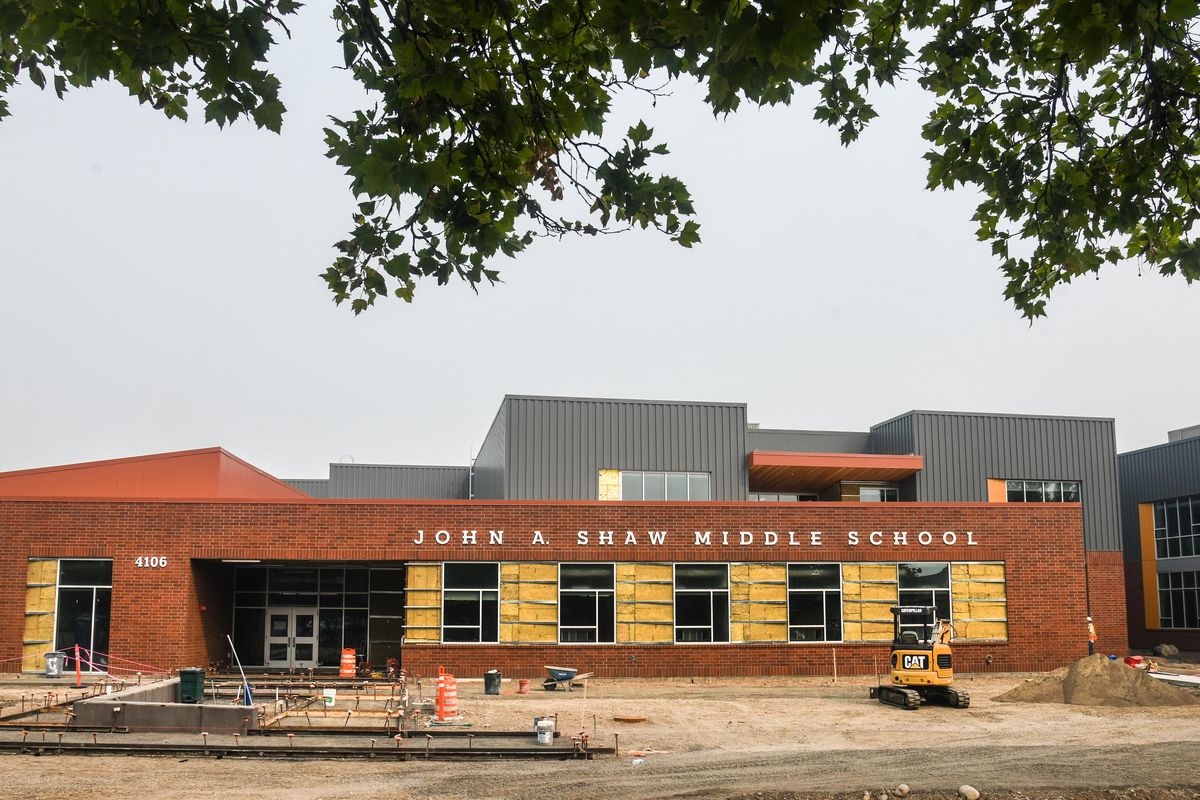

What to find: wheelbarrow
left=542, top=665, right=594, bottom=691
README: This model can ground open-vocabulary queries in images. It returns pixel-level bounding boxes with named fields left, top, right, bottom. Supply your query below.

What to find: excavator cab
left=869, top=605, right=970, bottom=710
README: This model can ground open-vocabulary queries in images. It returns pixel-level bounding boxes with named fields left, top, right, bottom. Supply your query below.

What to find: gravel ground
left=0, top=672, right=1197, bottom=799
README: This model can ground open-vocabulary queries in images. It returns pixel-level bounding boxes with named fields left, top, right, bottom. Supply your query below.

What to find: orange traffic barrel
left=339, top=648, right=356, bottom=678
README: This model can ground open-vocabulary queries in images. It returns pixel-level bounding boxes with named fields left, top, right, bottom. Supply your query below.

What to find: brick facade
left=0, top=498, right=1115, bottom=676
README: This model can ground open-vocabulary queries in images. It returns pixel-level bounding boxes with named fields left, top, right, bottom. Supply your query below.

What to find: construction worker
left=1087, top=616, right=1097, bottom=655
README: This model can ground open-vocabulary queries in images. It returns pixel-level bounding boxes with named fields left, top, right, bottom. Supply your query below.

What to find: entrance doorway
left=265, top=608, right=317, bottom=668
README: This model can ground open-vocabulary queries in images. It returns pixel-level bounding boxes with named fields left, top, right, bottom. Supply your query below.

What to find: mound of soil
left=996, top=655, right=1200, bottom=706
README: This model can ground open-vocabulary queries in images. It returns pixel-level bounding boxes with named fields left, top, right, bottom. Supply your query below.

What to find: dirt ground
left=0, top=671, right=1198, bottom=800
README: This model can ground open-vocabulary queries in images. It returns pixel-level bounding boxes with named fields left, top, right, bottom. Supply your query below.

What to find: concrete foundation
left=71, top=679, right=259, bottom=734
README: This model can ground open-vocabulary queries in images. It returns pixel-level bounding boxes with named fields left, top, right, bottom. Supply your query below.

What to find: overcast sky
left=2, top=8, right=1197, bottom=480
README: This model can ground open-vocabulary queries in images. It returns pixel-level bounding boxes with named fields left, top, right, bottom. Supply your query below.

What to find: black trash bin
left=484, top=669, right=502, bottom=695
left=179, top=667, right=205, bottom=704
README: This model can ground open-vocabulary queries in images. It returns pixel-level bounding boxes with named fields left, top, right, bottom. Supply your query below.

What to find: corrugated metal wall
left=284, top=479, right=329, bottom=498
left=327, top=464, right=470, bottom=499
left=1118, top=437, right=1200, bottom=553
left=872, top=411, right=1121, bottom=551
left=472, top=403, right=507, bottom=499
left=746, top=429, right=870, bottom=454
left=504, top=396, right=748, bottom=500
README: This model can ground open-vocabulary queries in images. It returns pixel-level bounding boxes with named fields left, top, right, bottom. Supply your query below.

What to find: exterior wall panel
left=873, top=411, right=1121, bottom=551
left=327, top=464, right=470, bottom=499
left=747, top=429, right=870, bottom=455
left=472, top=402, right=507, bottom=499
left=285, top=479, right=329, bottom=498
left=505, top=396, right=748, bottom=500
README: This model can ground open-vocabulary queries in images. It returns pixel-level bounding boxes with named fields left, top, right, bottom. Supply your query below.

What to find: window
left=897, top=562, right=951, bottom=637
left=1005, top=480, right=1080, bottom=503
left=750, top=493, right=814, bottom=502
left=674, top=564, right=729, bottom=642
left=859, top=486, right=899, bottom=503
left=56, top=559, right=112, bottom=672
left=559, top=564, right=615, bottom=643
left=787, top=564, right=842, bottom=641
left=1154, top=496, right=1200, bottom=560
left=1158, top=571, right=1200, bottom=629
left=442, top=562, right=499, bottom=643
left=620, top=471, right=711, bottom=500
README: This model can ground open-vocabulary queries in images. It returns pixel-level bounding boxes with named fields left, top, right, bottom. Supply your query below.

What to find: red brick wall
left=0, top=499, right=1108, bottom=676
left=1086, top=550, right=1128, bottom=656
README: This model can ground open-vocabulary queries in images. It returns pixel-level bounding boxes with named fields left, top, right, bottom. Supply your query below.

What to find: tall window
left=559, top=564, right=615, bottom=643
left=56, top=560, right=112, bottom=672
left=442, top=562, right=499, bottom=643
left=620, top=471, right=711, bottom=500
left=859, top=486, right=899, bottom=502
left=1159, top=571, right=1199, bottom=629
left=1154, top=496, right=1200, bottom=559
left=898, top=562, right=951, bottom=637
left=674, top=564, right=729, bottom=642
left=1005, top=480, right=1080, bottom=502
left=787, top=563, right=842, bottom=641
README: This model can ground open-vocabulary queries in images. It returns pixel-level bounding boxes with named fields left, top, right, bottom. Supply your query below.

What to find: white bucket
left=323, top=689, right=337, bottom=708
left=535, top=717, right=555, bottom=746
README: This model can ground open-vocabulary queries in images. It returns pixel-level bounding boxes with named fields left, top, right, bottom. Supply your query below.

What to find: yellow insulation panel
left=27, top=559, right=57, bottom=587
left=956, top=620, right=1008, bottom=640
left=951, top=562, right=1005, bottom=582
left=406, top=564, right=442, bottom=590
left=616, top=621, right=674, bottom=643
left=25, top=585, right=55, bottom=613
left=843, top=620, right=893, bottom=641
left=952, top=600, right=1009, bottom=620
left=616, top=600, right=672, bottom=623
left=842, top=563, right=896, bottom=582
left=616, top=563, right=672, bottom=582
left=23, top=613, right=54, bottom=642
left=404, top=608, right=441, bottom=642
left=405, top=588, right=441, bottom=607
left=501, top=622, right=558, bottom=643
left=23, top=643, right=47, bottom=673
left=598, top=469, right=621, bottom=500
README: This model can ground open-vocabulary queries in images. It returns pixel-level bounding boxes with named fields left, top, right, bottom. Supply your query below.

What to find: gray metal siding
left=1168, top=424, right=1200, bottom=442
left=747, top=429, right=870, bottom=454
left=1118, top=437, right=1200, bottom=554
left=880, top=411, right=1121, bottom=551
left=866, top=415, right=919, bottom=500
left=472, top=402, right=507, bottom=499
left=327, top=464, right=470, bottom=499
left=284, top=479, right=329, bottom=498
left=505, top=396, right=748, bottom=500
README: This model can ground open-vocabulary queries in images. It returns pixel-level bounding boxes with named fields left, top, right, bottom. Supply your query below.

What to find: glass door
left=264, top=608, right=318, bottom=668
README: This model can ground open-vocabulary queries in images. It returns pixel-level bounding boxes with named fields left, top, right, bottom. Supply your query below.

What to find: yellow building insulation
left=500, top=562, right=558, bottom=643
left=597, top=469, right=621, bottom=500
left=403, top=563, right=442, bottom=643
left=841, top=563, right=897, bottom=641
left=23, top=558, right=58, bottom=672
left=615, top=563, right=674, bottom=643
left=950, top=562, right=1008, bottom=640
left=730, top=563, right=787, bottom=642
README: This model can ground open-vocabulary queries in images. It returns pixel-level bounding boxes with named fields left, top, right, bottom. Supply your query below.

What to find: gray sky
left=1, top=7, right=1197, bottom=480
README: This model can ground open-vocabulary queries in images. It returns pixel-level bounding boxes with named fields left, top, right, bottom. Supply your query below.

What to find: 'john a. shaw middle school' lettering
left=409, top=529, right=979, bottom=547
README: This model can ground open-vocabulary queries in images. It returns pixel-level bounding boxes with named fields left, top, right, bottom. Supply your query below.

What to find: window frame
left=1158, top=570, right=1200, bottom=629
left=671, top=562, right=731, bottom=644
left=440, top=562, right=500, bottom=644
left=1154, top=496, right=1200, bottom=561
left=54, top=558, right=113, bottom=674
left=896, top=561, right=954, bottom=637
left=1004, top=479, right=1081, bottom=503
left=786, top=562, right=844, bottom=643
left=618, top=471, right=713, bottom=501
left=557, top=562, right=616, bottom=644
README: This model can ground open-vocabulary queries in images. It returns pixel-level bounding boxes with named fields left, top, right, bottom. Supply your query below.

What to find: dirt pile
left=996, top=655, right=1200, bottom=706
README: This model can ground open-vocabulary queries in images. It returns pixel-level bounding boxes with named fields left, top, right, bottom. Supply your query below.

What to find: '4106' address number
left=135, top=556, right=168, bottom=568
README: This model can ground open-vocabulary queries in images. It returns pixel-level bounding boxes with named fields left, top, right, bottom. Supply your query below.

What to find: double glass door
left=265, top=608, right=317, bottom=668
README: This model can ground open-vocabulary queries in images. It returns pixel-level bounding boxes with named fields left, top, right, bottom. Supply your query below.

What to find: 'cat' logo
left=902, top=654, right=929, bottom=670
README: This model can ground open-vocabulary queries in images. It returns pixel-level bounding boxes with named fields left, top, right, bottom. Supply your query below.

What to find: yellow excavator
left=869, top=605, right=970, bottom=710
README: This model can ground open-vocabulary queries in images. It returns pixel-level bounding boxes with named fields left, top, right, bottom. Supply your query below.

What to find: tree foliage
left=4, top=0, right=1200, bottom=317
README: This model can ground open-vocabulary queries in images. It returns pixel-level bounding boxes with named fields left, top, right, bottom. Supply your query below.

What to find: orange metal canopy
left=0, top=447, right=306, bottom=500
left=747, top=450, right=924, bottom=493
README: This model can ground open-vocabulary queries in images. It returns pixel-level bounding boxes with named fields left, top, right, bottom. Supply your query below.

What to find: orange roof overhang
left=747, top=450, right=924, bottom=493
